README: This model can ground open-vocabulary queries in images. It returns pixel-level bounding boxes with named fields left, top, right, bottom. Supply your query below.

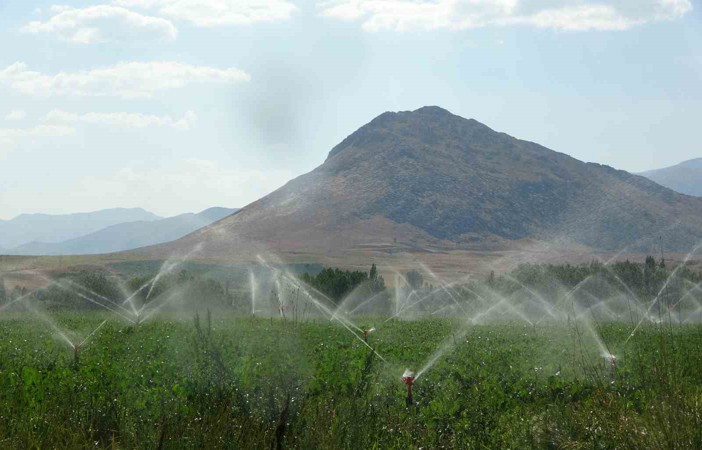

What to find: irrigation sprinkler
left=73, top=343, right=82, bottom=368
left=402, top=369, right=415, bottom=407
left=70, top=319, right=109, bottom=369
left=363, top=327, right=376, bottom=342
left=604, top=353, right=617, bottom=374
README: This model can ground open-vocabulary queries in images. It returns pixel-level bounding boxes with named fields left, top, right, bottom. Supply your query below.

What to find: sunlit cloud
left=113, top=0, right=298, bottom=27
left=318, top=0, right=693, bottom=32
left=0, top=61, right=250, bottom=98
left=24, top=5, right=177, bottom=44
left=5, top=110, right=27, bottom=121
left=46, top=109, right=198, bottom=130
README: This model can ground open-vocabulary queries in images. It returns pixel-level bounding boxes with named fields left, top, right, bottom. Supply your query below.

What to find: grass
left=0, top=312, right=701, bottom=449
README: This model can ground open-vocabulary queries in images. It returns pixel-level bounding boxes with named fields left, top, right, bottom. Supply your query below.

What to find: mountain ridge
left=0, top=208, right=161, bottom=249
left=130, top=106, right=702, bottom=265
left=640, top=158, right=702, bottom=197
left=5, top=207, right=237, bottom=256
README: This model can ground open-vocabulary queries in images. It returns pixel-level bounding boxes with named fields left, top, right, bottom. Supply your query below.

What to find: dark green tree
left=405, top=270, right=424, bottom=290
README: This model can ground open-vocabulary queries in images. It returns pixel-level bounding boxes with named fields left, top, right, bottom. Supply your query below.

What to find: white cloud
left=0, top=124, right=76, bottom=140
left=318, top=0, right=693, bottom=32
left=46, top=109, right=198, bottom=130
left=0, top=61, right=250, bottom=98
left=0, top=124, right=77, bottom=159
left=24, top=5, right=177, bottom=44
left=5, top=110, right=27, bottom=121
left=0, top=109, right=197, bottom=159
left=113, top=0, right=298, bottom=27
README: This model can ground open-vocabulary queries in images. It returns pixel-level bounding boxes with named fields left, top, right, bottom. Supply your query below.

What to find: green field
left=1, top=311, right=701, bottom=449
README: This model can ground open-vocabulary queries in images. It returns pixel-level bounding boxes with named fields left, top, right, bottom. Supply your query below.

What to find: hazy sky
left=0, top=0, right=700, bottom=220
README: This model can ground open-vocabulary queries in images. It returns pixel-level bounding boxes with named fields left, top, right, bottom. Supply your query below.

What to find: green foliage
left=301, top=265, right=385, bottom=304
left=0, top=313, right=700, bottom=449
left=0, top=276, right=6, bottom=304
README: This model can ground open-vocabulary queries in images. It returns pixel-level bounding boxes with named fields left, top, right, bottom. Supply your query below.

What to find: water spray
left=73, top=319, right=108, bottom=368
left=362, top=327, right=376, bottom=342
left=604, top=353, right=617, bottom=371
left=402, top=369, right=415, bottom=406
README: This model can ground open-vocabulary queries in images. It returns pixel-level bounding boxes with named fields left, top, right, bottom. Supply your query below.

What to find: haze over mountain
left=6, top=207, right=237, bottom=256
left=0, top=208, right=160, bottom=249
left=639, top=158, right=702, bottom=197
left=135, top=107, right=702, bottom=266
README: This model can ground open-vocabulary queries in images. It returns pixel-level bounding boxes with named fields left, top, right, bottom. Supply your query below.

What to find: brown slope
left=135, top=106, right=702, bottom=265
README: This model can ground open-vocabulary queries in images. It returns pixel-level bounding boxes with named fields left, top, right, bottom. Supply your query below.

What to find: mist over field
left=1, top=1, right=701, bottom=448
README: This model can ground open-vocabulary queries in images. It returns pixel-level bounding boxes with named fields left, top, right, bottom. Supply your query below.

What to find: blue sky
left=0, top=0, right=699, bottom=219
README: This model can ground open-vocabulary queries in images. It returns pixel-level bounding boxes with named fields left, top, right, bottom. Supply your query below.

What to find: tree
left=301, top=268, right=369, bottom=304
left=405, top=270, right=424, bottom=290
left=369, top=264, right=378, bottom=282
left=368, top=264, right=385, bottom=293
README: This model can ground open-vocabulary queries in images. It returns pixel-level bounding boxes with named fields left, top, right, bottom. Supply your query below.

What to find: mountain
left=7, top=207, right=237, bottom=256
left=133, top=106, right=702, bottom=264
left=639, top=158, right=702, bottom=197
left=0, top=208, right=161, bottom=249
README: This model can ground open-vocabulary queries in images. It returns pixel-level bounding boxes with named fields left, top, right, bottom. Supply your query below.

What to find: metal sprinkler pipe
left=73, top=344, right=81, bottom=368
left=402, top=370, right=415, bottom=407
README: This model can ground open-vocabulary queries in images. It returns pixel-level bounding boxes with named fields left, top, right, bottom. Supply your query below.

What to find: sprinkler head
left=603, top=353, right=617, bottom=371
left=73, top=344, right=81, bottom=352
left=608, top=354, right=617, bottom=364
left=402, top=374, right=415, bottom=387
left=402, top=369, right=415, bottom=406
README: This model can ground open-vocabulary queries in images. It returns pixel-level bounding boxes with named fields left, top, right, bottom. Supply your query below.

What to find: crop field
left=2, top=257, right=702, bottom=449
left=0, top=312, right=701, bottom=449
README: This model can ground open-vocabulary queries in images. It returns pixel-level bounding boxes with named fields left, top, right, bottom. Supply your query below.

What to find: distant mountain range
left=2, top=207, right=237, bottom=256
left=0, top=208, right=160, bottom=249
left=639, top=158, right=702, bottom=197
left=136, top=106, right=702, bottom=265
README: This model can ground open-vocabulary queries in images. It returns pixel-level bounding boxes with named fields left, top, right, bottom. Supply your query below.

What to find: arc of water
left=431, top=303, right=456, bottom=316
left=331, top=282, right=373, bottom=321
left=31, top=273, right=134, bottom=319
left=22, top=301, right=74, bottom=348
left=71, top=290, right=136, bottom=323
left=0, top=290, right=36, bottom=312
left=79, top=320, right=108, bottom=347
left=625, top=242, right=702, bottom=344
left=145, top=260, right=178, bottom=302
left=470, top=295, right=513, bottom=325
left=65, top=279, right=119, bottom=306
left=249, top=270, right=257, bottom=315
left=415, top=326, right=471, bottom=381
left=383, top=289, right=431, bottom=323
left=504, top=275, right=559, bottom=320
left=34, top=274, right=134, bottom=322
left=416, top=262, right=468, bottom=315
left=144, top=244, right=203, bottom=302
left=62, top=279, right=134, bottom=317
left=291, top=280, right=385, bottom=360
left=462, top=285, right=491, bottom=307
left=346, top=290, right=388, bottom=316
left=478, top=285, right=536, bottom=326
left=670, top=280, right=702, bottom=310
left=139, top=290, right=181, bottom=323
left=256, top=255, right=365, bottom=333
left=575, top=292, right=619, bottom=322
